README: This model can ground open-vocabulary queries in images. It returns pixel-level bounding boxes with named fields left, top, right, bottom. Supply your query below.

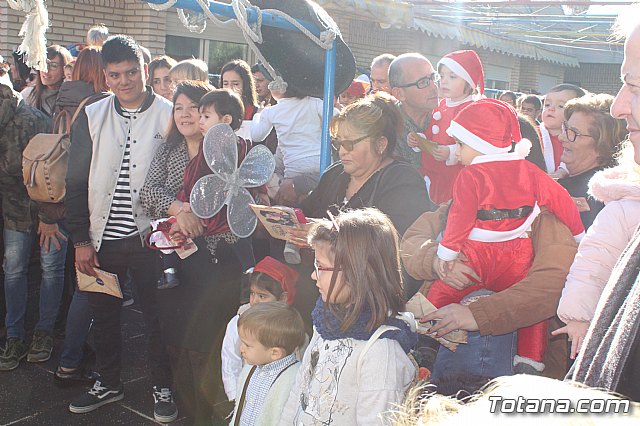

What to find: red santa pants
left=427, top=238, right=547, bottom=364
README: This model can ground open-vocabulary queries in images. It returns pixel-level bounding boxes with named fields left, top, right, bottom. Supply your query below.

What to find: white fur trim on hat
left=514, top=138, right=532, bottom=158
left=447, top=120, right=511, bottom=155
left=438, top=57, right=476, bottom=90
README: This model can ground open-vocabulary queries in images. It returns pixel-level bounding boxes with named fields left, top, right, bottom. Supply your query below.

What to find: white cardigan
left=280, top=326, right=415, bottom=425
left=230, top=362, right=300, bottom=426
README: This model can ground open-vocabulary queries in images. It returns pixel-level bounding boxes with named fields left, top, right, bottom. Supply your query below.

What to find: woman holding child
left=140, top=81, right=243, bottom=423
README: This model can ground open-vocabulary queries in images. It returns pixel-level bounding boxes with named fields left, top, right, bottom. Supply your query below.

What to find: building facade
left=0, top=0, right=622, bottom=95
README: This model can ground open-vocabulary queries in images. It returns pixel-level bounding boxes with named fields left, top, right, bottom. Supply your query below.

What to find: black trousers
left=87, top=236, right=171, bottom=388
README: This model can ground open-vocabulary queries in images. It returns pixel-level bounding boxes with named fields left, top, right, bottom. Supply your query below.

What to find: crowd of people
left=0, top=9, right=639, bottom=425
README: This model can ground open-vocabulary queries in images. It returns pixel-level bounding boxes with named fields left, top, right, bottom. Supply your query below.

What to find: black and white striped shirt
left=103, top=109, right=139, bottom=240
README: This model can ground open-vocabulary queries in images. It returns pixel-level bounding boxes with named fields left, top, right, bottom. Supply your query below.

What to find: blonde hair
left=390, top=375, right=640, bottom=425
left=86, top=24, right=109, bottom=47
left=169, top=59, right=209, bottom=83
left=564, top=94, right=628, bottom=168
left=330, top=92, right=401, bottom=158
left=238, top=302, right=305, bottom=354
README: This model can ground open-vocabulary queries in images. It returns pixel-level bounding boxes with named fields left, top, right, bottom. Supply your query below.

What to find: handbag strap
left=234, top=365, right=257, bottom=426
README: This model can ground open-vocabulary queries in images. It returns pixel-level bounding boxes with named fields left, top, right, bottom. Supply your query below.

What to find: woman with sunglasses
left=25, top=45, right=73, bottom=117
left=288, top=93, right=432, bottom=321
left=556, top=94, right=626, bottom=230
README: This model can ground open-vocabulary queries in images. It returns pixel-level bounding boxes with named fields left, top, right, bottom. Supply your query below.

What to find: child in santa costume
left=428, top=98, right=585, bottom=373
left=539, top=84, right=585, bottom=176
left=409, top=50, right=484, bottom=204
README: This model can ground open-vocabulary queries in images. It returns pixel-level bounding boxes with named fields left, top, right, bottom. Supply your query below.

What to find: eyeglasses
left=46, top=61, right=61, bottom=70
left=562, top=121, right=594, bottom=143
left=397, top=72, right=440, bottom=89
left=314, top=258, right=338, bottom=277
left=331, top=134, right=371, bottom=152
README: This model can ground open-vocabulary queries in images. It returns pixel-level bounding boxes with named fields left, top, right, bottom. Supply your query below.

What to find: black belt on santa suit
left=477, top=206, right=534, bottom=221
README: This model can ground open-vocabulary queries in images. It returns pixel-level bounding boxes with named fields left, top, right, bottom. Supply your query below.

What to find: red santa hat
left=437, top=50, right=485, bottom=95
left=253, top=256, right=298, bottom=304
left=447, top=98, right=531, bottom=157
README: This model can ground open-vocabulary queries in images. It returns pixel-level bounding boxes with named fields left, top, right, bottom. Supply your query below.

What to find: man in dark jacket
left=0, top=82, right=70, bottom=371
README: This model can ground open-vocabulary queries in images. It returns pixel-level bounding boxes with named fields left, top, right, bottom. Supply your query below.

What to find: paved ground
left=0, top=264, right=230, bottom=425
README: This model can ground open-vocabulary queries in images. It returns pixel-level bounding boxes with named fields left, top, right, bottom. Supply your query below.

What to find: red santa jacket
left=437, top=153, right=585, bottom=261
left=420, top=97, right=472, bottom=204
left=539, top=123, right=564, bottom=173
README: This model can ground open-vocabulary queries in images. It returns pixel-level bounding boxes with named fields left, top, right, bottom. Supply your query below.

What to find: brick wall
left=518, top=58, right=541, bottom=93
left=1, top=0, right=168, bottom=60
left=1, top=1, right=621, bottom=99
left=564, top=63, right=622, bottom=96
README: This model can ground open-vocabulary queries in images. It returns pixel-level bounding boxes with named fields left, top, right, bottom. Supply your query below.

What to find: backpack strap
left=70, top=93, right=109, bottom=127
left=356, top=325, right=398, bottom=386
left=52, top=110, right=71, bottom=134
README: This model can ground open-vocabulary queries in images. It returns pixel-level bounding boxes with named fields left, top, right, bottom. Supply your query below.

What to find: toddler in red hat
left=427, top=98, right=585, bottom=374
left=338, top=79, right=369, bottom=108
left=409, top=50, right=484, bottom=204
left=221, top=256, right=304, bottom=401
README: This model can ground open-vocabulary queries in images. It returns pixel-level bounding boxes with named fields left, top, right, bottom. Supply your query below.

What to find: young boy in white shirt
left=230, top=302, right=306, bottom=426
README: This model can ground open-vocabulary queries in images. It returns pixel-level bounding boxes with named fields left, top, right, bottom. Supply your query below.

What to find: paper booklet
left=250, top=204, right=305, bottom=242
left=76, top=268, right=122, bottom=299
left=405, top=291, right=468, bottom=352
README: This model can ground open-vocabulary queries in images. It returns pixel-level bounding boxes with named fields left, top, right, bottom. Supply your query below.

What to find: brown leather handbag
left=22, top=95, right=96, bottom=203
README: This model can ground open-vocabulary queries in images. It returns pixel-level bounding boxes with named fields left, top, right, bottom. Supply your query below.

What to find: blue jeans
left=430, top=290, right=517, bottom=383
left=3, top=226, right=68, bottom=339
left=430, top=329, right=517, bottom=383
left=59, top=288, right=91, bottom=369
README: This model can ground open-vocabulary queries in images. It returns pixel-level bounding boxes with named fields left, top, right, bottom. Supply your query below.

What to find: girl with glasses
left=281, top=208, right=418, bottom=425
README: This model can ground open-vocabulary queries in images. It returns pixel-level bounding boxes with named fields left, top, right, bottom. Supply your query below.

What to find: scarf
left=572, top=225, right=640, bottom=391
left=312, top=297, right=417, bottom=353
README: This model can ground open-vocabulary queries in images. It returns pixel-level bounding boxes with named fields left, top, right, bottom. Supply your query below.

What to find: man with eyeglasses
left=389, top=53, right=440, bottom=169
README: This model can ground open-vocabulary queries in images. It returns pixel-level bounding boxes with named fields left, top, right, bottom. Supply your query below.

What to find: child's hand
left=407, top=132, right=421, bottom=148
left=434, top=257, right=454, bottom=278
left=432, top=145, right=450, bottom=162
left=551, top=320, right=590, bottom=359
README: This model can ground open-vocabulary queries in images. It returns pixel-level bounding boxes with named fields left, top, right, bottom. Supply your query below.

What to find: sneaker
left=54, top=366, right=100, bottom=388
left=157, top=269, right=180, bottom=290
left=0, top=338, right=28, bottom=371
left=69, top=380, right=124, bottom=414
left=27, top=330, right=53, bottom=363
left=152, top=386, right=178, bottom=423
